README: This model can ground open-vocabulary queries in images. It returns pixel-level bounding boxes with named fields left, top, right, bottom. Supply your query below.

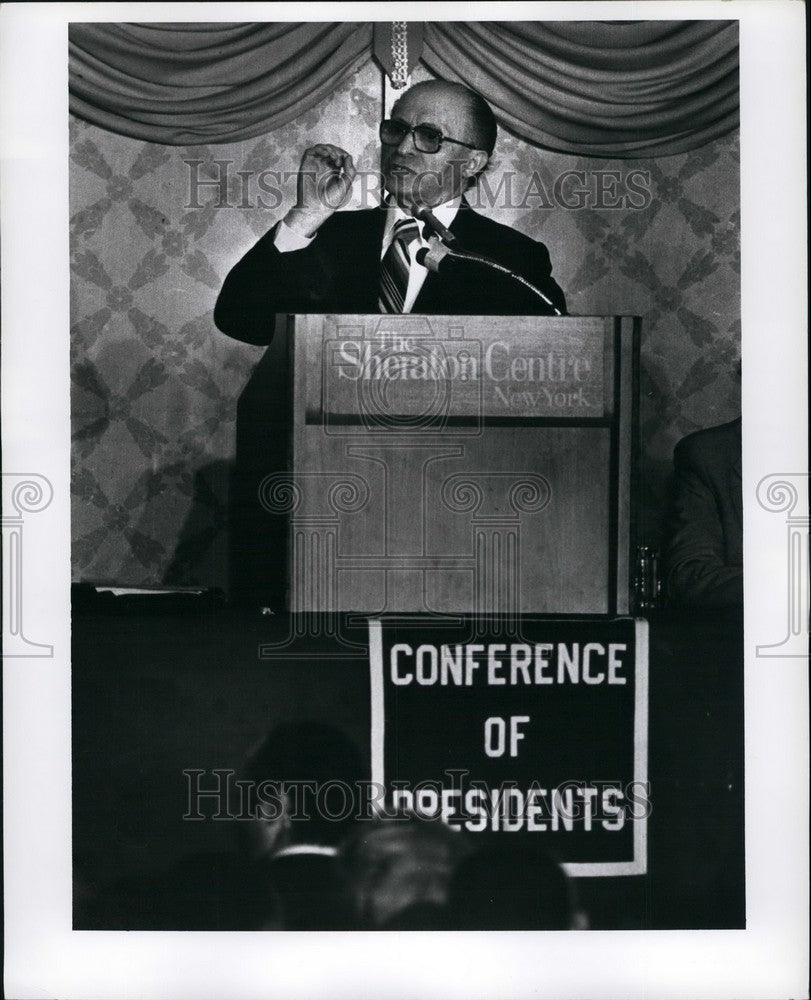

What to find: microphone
left=412, top=206, right=457, bottom=246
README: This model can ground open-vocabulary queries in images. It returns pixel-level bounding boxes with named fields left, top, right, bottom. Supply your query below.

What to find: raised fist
left=284, top=144, right=357, bottom=237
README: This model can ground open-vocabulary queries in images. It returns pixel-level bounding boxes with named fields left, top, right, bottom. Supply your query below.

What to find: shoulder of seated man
left=675, top=418, right=741, bottom=469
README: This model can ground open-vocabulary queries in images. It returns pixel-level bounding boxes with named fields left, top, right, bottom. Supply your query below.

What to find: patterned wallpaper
left=70, top=58, right=740, bottom=591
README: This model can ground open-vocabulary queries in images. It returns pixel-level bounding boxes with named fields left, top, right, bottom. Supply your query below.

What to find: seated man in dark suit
left=214, top=80, right=566, bottom=344
left=238, top=721, right=365, bottom=930
left=665, top=417, right=743, bottom=608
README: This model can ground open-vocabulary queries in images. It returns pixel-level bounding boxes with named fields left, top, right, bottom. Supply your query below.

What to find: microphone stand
left=413, top=207, right=563, bottom=316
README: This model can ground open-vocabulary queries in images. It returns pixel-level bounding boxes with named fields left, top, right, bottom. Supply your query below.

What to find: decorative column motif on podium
left=756, top=473, right=809, bottom=657
left=441, top=472, right=551, bottom=626
left=259, top=472, right=370, bottom=632
left=2, top=473, right=54, bottom=657
left=260, top=463, right=551, bottom=617
left=346, top=442, right=464, bottom=611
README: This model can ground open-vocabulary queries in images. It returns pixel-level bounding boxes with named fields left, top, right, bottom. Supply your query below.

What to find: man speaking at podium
left=215, top=81, right=567, bottom=345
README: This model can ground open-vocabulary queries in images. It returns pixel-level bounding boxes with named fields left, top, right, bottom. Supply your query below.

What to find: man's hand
left=284, top=144, right=356, bottom=238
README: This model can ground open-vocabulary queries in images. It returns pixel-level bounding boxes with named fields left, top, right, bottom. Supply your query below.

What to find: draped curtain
left=422, top=21, right=739, bottom=157
left=69, top=20, right=738, bottom=156
left=69, top=22, right=373, bottom=145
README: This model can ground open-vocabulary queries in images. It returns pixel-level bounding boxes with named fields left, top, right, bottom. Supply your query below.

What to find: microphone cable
left=415, top=240, right=563, bottom=316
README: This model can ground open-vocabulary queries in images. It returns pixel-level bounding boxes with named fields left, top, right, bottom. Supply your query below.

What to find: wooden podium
left=260, top=314, right=639, bottom=615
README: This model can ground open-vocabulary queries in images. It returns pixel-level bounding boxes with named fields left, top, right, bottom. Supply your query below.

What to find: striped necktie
left=378, top=217, right=420, bottom=313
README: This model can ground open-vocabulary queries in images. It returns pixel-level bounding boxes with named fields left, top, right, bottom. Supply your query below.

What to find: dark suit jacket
left=666, top=417, right=743, bottom=608
left=264, top=851, right=356, bottom=931
left=214, top=201, right=567, bottom=344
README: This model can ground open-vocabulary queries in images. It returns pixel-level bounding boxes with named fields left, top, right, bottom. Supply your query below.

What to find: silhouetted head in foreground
left=340, top=814, right=472, bottom=929
left=241, top=721, right=365, bottom=859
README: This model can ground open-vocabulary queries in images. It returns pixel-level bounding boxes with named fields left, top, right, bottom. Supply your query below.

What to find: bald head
left=382, top=79, right=496, bottom=209
left=392, top=81, right=498, bottom=157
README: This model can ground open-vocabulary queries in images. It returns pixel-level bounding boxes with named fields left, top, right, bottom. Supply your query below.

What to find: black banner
left=370, top=616, right=648, bottom=876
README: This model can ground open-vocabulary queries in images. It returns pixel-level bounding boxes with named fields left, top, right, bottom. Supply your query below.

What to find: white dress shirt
left=274, top=195, right=462, bottom=313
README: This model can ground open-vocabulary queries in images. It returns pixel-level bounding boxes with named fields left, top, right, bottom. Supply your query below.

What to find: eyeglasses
left=379, top=118, right=479, bottom=154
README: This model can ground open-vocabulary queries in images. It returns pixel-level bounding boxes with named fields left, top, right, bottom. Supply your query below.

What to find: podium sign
left=319, top=316, right=606, bottom=420
left=369, top=616, right=649, bottom=876
left=270, top=314, right=638, bottom=614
